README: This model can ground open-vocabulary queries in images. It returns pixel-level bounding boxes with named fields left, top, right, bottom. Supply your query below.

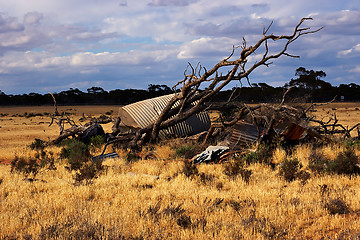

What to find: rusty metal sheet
left=118, top=93, right=211, bottom=138
left=228, top=119, right=307, bottom=147
left=280, top=122, right=308, bottom=141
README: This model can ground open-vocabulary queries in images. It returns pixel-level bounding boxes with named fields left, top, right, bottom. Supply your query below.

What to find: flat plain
left=0, top=105, right=119, bottom=163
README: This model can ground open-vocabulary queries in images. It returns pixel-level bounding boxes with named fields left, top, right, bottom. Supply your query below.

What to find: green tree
left=287, top=67, right=330, bottom=90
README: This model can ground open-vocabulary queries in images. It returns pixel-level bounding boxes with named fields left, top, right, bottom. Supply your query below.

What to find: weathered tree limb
left=50, top=125, right=87, bottom=145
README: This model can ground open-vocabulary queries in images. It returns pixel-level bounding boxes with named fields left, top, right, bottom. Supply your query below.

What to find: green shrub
left=29, top=138, right=46, bottom=151
left=343, top=139, right=360, bottom=149
left=175, top=144, right=197, bottom=159
left=89, top=135, right=104, bottom=150
left=243, top=144, right=272, bottom=165
left=61, top=140, right=91, bottom=171
left=308, top=150, right=329, bottom=174
left=327, top=147, right=360, bottom=175
left=60, top=139, right=104, bottom=184
left=279, top=158, right=310, bottom=183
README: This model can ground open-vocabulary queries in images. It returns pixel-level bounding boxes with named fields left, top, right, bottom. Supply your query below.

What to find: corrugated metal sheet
left=118, top=93, right=211, bottom=138
left=229, top=121, right=264, bottom=146
left=227, top=118, right=309, bottom=147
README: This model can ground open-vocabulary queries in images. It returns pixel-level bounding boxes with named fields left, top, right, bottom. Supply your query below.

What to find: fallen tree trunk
left=47, top=17, right=327, bottom=150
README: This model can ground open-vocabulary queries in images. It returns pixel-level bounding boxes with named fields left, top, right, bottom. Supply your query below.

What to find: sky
left=0, top=0, right=359, bottom=94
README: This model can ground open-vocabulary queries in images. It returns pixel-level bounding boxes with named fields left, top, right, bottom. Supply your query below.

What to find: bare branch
left=101, top=17, right=324, bottom=147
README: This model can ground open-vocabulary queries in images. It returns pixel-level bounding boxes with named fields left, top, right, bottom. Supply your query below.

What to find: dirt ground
left=0, top=102, right=359, bottom=163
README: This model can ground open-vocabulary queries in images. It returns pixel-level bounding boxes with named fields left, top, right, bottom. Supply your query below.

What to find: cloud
left=148, top=0, right=198, bottom=6
left=23, top=12, right=43, bottom=25
left=186, top=17, right=271, bottom=39
left=177, top=37, right=235, bottom=59
left=350, top=66, right=360, bottom=73
left=0, top=12, right=119, bottom=56
left=0, top=48, right=177, bottom=74
left=337, top=43, right=360, bottom=57
left=0, top=14, right=24, bottom=33
left=119, top=0, right=128, bottom=6
left=315, top=10, right=360, bottom=35
left=0, top=1, right=359, bottom=94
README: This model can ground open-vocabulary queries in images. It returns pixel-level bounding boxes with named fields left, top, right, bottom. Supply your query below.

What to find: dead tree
left=47, top=93, right=116, bottom=145
left=46, top=18, right=324, bottom=150
left=107, top=17, right=323, bottom=147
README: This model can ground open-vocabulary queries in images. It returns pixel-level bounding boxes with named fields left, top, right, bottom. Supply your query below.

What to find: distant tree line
left=0, top=68, right=359, bottom=106
left=0, top=84, right=173, bottom=106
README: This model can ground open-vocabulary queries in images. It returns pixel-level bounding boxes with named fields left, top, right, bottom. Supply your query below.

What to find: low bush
left=223, top=159, right=252, bottom=183
left=242, top=144, right=273, bottom=165
left=24, top=112, right=44, bottom=118
left=182, top=160, right=198, bottom=178
left=175, top=144, right=197, bottom=159
left=74, top=160, right=104, bottom=185
left=343, top=139, right=360, bottom=149
left=324, top=197, right=350, bottom=215
left=61, top=140, right=91, bottom=171
left=11, top=141, right=56, bottom=180
left=29, top=138, right=46, bottom=151
left=327, top=147, right=360, bottom=175
left=60, top=139, right=104, bottom=184
left=308, top=150, right=329, bottom=174
left=11, top=157, right=40, bottom=179
left=279, top=158, right=310, bottom=183
left=89, top=135, right=104, bottom=151
left=278, top=158, right=300, bottom=182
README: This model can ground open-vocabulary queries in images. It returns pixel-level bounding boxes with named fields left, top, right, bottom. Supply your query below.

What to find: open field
left=0, top=103, right=360, bottom=239
left=0, top=102, right=359, bottom=162
left=0, top=105, right=119, bottom=163
left=309, top=102, right=360, bottom=129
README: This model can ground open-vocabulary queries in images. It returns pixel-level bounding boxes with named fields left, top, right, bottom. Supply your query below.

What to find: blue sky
left=0, top=0, right=359, bottom=94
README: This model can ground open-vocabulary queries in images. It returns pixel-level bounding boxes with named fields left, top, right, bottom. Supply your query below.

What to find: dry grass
left=311, top=102, right=360, bottom=136
left=1, top=103, right=360, bottom=239
left=1, top=145, right=360, bottom=239
left=0, top=105, right=118, bottom=163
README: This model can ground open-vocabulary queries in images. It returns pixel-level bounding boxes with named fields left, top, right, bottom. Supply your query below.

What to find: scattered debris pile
left=47, top=91, right=359, bottom=164
left=192, top=146, right=230, bottom=164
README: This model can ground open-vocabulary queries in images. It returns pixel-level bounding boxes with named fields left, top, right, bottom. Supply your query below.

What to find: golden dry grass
left=0, top=103, right=360, bottom=239
left=0, top=105, right=118, bottom=163
left=1, top=145, right=360, bottom=239
left=311, top=102, right=360, bottom=130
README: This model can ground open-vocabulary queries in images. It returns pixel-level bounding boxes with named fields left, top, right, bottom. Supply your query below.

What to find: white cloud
left=177, top=37, right=236, bottom=59
left=338, top=43, right=360, bottom=57
left=0, top=48, right=177, bottom=74
left=148, top=0, right=198, bottom=6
